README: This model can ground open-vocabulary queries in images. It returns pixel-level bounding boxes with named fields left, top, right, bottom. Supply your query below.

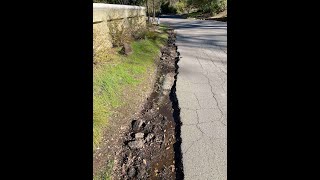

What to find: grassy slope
left=93, top=28, right=168, bottom=149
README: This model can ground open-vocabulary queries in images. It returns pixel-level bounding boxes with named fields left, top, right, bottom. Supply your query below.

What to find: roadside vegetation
left=93, top=24, right=168, bottom=149
left=93, top=21, right=168, bottom=178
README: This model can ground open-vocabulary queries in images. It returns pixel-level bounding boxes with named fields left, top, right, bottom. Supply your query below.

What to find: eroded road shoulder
left=113, top=29, right=183, bottom=180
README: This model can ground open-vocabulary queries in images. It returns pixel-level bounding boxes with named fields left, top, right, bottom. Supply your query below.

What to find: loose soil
left=112, top=29, right=181, bottom=180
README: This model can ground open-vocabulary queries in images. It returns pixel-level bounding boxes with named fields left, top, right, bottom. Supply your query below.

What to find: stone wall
left=93, top=3, right=146, bottom=55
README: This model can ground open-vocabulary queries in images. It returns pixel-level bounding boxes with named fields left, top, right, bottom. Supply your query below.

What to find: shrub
left=176, top=1, right=187, bottom=14
left=108, top=20, right=133, bottom=47
left=108, top=18, right=147, bottom=47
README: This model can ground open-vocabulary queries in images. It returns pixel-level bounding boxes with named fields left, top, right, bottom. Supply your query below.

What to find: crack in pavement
left=197, top=46, right=226, bottom=123
left=200, top=41, right=227, bottom=75
left=181, top=101, right=204, bottom=155
left=183, top=136, right=203, bottom=155
left=196, top=56, right=205, bottom=70
left=201, top=70, right=225, bottom=122
left=195, top=57, right=226, bottom=96
left=194, top=109, right=206, bottom=135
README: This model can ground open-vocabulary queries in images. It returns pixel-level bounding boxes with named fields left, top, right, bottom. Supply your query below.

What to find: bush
left=132, top=28, right=149, bottom=40
left=108, top=20, right=131, bottom=47
left=176, top=1, right=187, bottom=14
left=108, top=19, right=147, bottom=47
left=209, top=0, right=227, bottom=15
left=187, top=0, right=227, bottom=15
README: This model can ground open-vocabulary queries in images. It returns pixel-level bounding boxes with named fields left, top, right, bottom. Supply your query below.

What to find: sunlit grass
left=93, top=28, right=168, bottom=149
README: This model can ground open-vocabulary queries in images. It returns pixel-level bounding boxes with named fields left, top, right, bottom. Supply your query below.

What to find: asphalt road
left=161, top=15, right=227, bottom=180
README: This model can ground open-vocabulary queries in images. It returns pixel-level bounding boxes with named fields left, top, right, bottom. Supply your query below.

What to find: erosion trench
left=113, top=28, right=183, bottom=180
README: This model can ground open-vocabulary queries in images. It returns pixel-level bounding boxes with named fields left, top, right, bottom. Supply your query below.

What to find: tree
left=146, top=0, right=150, bottom=23
left=153, top=0, right=155, bottom=21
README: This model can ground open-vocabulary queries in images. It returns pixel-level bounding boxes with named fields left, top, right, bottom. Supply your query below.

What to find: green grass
left=93, top=29, right=168, bottom=149
left=159, top=24, right=169, bottom=31
left=93, top=161, right=114, bottom=180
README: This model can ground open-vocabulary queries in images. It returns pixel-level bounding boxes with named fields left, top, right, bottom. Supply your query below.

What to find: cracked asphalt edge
left=169, top=29, right=184, bottom=180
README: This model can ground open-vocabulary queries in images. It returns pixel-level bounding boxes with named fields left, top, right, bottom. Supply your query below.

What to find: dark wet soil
left=113, top=29, right=181, bottom=180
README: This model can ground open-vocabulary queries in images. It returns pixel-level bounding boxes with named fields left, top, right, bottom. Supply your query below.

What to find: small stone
left=128, top=167, right=136, bottom=178
left=166, top=147, right=170, bottom=150
left=135, top=132, right=144, bottom=139
left=128, top=140, right=144, bottom=149
left=132, top=119, right=145, bottom=131
left=143, top=159, right=147, bottom=165
left=170, top=165, right=175, bottom=172
left=146, top=133, right=155, bottom=142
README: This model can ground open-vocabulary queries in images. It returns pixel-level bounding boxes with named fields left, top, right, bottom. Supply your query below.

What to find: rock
left=162, top=73, right=175, bottom=91
left=135, top=132, right=144, bottom=139
left=155, top=135, right=163, bottom=143
left=128, top=140, right=144, bottom=149
left=146, top=133, right=155, bottom=142
left=170, top=165, right=175, bottom=172
left=120, top=43, right=133, bottom=55
left=128, top=167, right=136, bottom=178
left=131, top=119, right=145, bottom=131
left=144, top=123, right=153, bottom=132
left=139, top=167, right=147, bottom=178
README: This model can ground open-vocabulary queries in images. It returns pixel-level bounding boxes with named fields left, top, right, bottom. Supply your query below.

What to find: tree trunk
left=153, top=0, right=155, bottom=22
left=146, top=0, right=150, bottom=24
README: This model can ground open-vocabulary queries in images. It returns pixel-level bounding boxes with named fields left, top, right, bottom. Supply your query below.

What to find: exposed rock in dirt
left=132, top=119, right=146, bottom=132
left=113, top=29, right=180, bottom=180
left=128, top=140, right=145, bottom=149
left=135, top=132, right=145, bottom=139
left=128, top=167, right=137, bottom=178
left=146, top=133, right=155, bottom=142
left=120, top=43, right=133, bottom=55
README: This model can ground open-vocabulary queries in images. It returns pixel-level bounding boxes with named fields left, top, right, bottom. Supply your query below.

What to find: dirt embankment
left=113, top=29, right=182, bottom=180
left=182, top=10, right=227, bottom=22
